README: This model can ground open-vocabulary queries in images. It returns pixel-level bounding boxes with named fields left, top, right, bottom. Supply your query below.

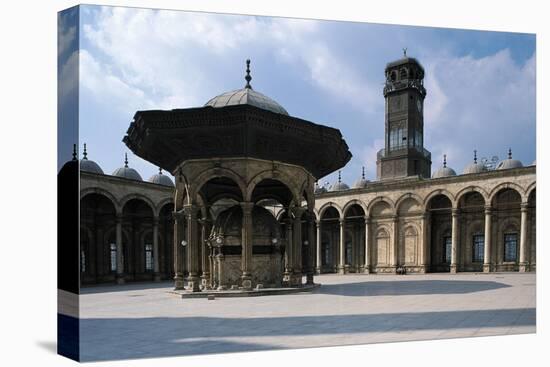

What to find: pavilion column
left=199, top=217, right=211, bottom=288
left=240, top=202, right=254, bottom=289
left=153, top=216, right=161, bottom=282
left=184, top=204, right=201, bottom=292
left=519, top=202, right=529, bottom=272
left=392, top=215, right=399, bottom=270
left=115, top=213, right=125, bottom=284
left=450, top=208, right=460, bottom=274
left=338, top=218, right=345, bottom=274
left=291, top=206, right=305, bottom=286
left=363, top=216, right=371, bottom=274
left=483, top=205, right=492, bottom=273
left=173, top=211, right=185, bottom=289
left=306, top=213, right=315, bottom=285
left=315, top=220, right=321, bottom=274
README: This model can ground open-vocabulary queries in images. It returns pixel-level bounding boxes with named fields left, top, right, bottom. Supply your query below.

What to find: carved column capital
left=182, top=204, right=198, bottom=219
left=240, top=201, right=255, bottom=215
left=484, top=205, right=493, bottom=215
left=520, top=202, right=529, bottom=211
left=363, top=216, right=371, bottom=225
left=451, top=208, right=461, bottom=216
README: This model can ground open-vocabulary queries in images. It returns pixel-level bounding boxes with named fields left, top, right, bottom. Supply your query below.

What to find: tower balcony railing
left=377, top=146, right=431, bottom=160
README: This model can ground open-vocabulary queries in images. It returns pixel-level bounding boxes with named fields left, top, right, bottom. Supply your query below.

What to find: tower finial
left=72, top=144, right=77, bottom=161
left=403, top=47, right=407, bottom=57
left=474, top=150, right=477, bottom=164
left=443, top=154, right=447, bottom=168
left=362, top=166, right=365, bottom=180
left=245, top=59, right=252, bottom=89
left=508, top=148, right=512, bottom=159
left=124, top=153, right=128, bottom=168
left=83, top=143, right=88, bottom=160
left=338, top=170, right=342, bottom=183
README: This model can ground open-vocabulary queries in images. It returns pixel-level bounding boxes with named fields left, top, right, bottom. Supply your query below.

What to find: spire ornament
left=508, top=148, right=512, bottom=159
left=244, top=59, right=252, bottom=89
left=124, top=153, right=129, bottom=168
left=474, top=150, right=478, bottom=164
left=72, top=144, right=77, bottom=161
left=338, top=170, right=342, bottom=183
left=362, top=166, right=365, bottom=180
left=443, top=154, right=447, bottom=168
left=83, top=143, right=88, bottom=160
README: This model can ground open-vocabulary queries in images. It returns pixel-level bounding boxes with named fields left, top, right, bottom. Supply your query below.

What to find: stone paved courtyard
left=78, top=273, right=536, bottom=361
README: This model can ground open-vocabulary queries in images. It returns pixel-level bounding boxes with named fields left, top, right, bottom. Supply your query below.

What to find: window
left=110, top=243, right=117, bottom=272
left=345, top=238, right=352, bottom=265
left=81, top=250, right=86, bottom=273
left=443, top=236, right=452, bottom=264
left=504, top=233, right=518, bottom=262
left=389, top=127, right=407, bottom=151
left=472, top=235, right=484, bottom=263
left=145, top=243, right=154, bottom=271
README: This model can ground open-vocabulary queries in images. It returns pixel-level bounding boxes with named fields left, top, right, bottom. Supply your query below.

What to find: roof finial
left=124, top=153, right=128, bottom=168
left=83, top=143, right=88, bottom=160
left=443, top=154, right=447, bottom=168
left=362, top=166, right=365, bottom=180
left=158, top=167, right=162, bottom=175
left=72, top=144, right=77, bottom=161
left=508, top=148, right=512, bottom=159
left=245, top=59, right=252, bottom=89
left=474, top=150, right=478, bottom=164
left=403, top=47, right=407, bottom=57
left=338, top=170, right=342, bottom=183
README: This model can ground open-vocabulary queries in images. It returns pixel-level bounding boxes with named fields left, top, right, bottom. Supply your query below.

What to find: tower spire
left=474, top=150, right=477, bottom=164
left=245, top=59, right=252, bottom=89
left=403, top=47, right=407, bottom=57
left=124, top=153, right=128, bottom=168
left=338, top=170, right=342, bottom=183
left=83, top=143, right=88, bottom=160
left=362, top=166, right=365, bottom=180
left=443, top=154, right=447, bottom=168
left=508, top=148, right=512, bottom=159
left=72, top=144, right=77, bottom=161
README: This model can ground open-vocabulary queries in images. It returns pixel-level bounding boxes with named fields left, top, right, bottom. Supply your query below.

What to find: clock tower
left=376, top=52, right=432, bottom=180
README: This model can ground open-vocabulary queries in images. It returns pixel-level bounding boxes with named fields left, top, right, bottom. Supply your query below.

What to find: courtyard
left=79, top=273, right=536, bottom=361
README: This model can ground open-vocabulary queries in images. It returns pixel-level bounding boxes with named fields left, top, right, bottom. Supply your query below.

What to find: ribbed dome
left=352, top=167, right=369, bottom=189
left=463, top=162, right=487, bottom=174
left=496, top=149, right=523, bottom=170
left=432, top=155, right=457, bottom=178
left=79, top=144, right=104, bottom=174
left=148, top=168, right=174, bottom=187
left=204, top=59, right=289, bottom=116
left=462, top=151, right=487, bottom=174
left=329, top=171, right=349, bottom=192
left=112, top=153, right=142, bottom=181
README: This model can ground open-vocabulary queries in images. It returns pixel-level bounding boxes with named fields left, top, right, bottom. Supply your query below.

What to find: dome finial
left=83, top=143, right=88, bottom=160
left=72, top=144, right=77, bottom=161
left=338, top=170, right=342, bottom=183
left=403, top=47, right=407, bottom=57
left=124, top=153, right=128, bottom=168
left=159, top=167, right=162, bottom=175
left=508, top=148, right=512, bottom=159
left=362, top=166, right=365, bottom=179
left=443, top=154, right=447, bottom=168
left=245, top=59, right=252, bottom=89
left=474, top=150, right=477, bottom=164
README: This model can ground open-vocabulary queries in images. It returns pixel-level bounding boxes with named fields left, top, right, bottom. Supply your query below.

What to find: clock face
left=416, top=99, right=422, bottom=112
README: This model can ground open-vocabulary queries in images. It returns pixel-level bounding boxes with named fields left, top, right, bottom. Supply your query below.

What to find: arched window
left=472, top=234, right=484, bottom=263
left=503, top=233, right=518, bottom=262
left=110, top=243, right=117, bottom=272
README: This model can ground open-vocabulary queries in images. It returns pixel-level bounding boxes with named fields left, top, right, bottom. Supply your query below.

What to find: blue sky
left=63, top=5, right=536, bottom=186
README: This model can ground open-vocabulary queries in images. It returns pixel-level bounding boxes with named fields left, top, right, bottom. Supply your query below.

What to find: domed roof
left=148, top=168, right=174, bottom=187
left=112, top=153, right=142, bottom=181
left=496, top=149, right=523, bottom=170
left=432, top=155, right=457, bottom=178
left=352, top=166, right=369, bottom=189
left=79, top=144, right=104, bottom=174
left=329, top=171, right=350, bottom=192
left=314, top=182, right=327, bottom=195
left=463, top=150, right=488, bottom=174
left=204, top=59, right=289, bottom=116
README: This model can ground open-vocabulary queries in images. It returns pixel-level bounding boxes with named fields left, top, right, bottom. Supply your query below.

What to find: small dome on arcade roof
left=432, top=154, right=457, bottom=179
left=496, top=148, right=523, bottom=170
left=463, top=150, right=488, bottom=175
left=148, top=167, right=174, bottom=187
left=330, top=171, right=350, bottom=192
left=112, top=153, right=143, bottom=181
left=79, top=143, right=104, bottom=174
left=353, top=166, right=369, bottom=189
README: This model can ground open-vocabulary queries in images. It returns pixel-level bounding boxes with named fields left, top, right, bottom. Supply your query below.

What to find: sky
left=61, top=5, right=536, bottom=186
